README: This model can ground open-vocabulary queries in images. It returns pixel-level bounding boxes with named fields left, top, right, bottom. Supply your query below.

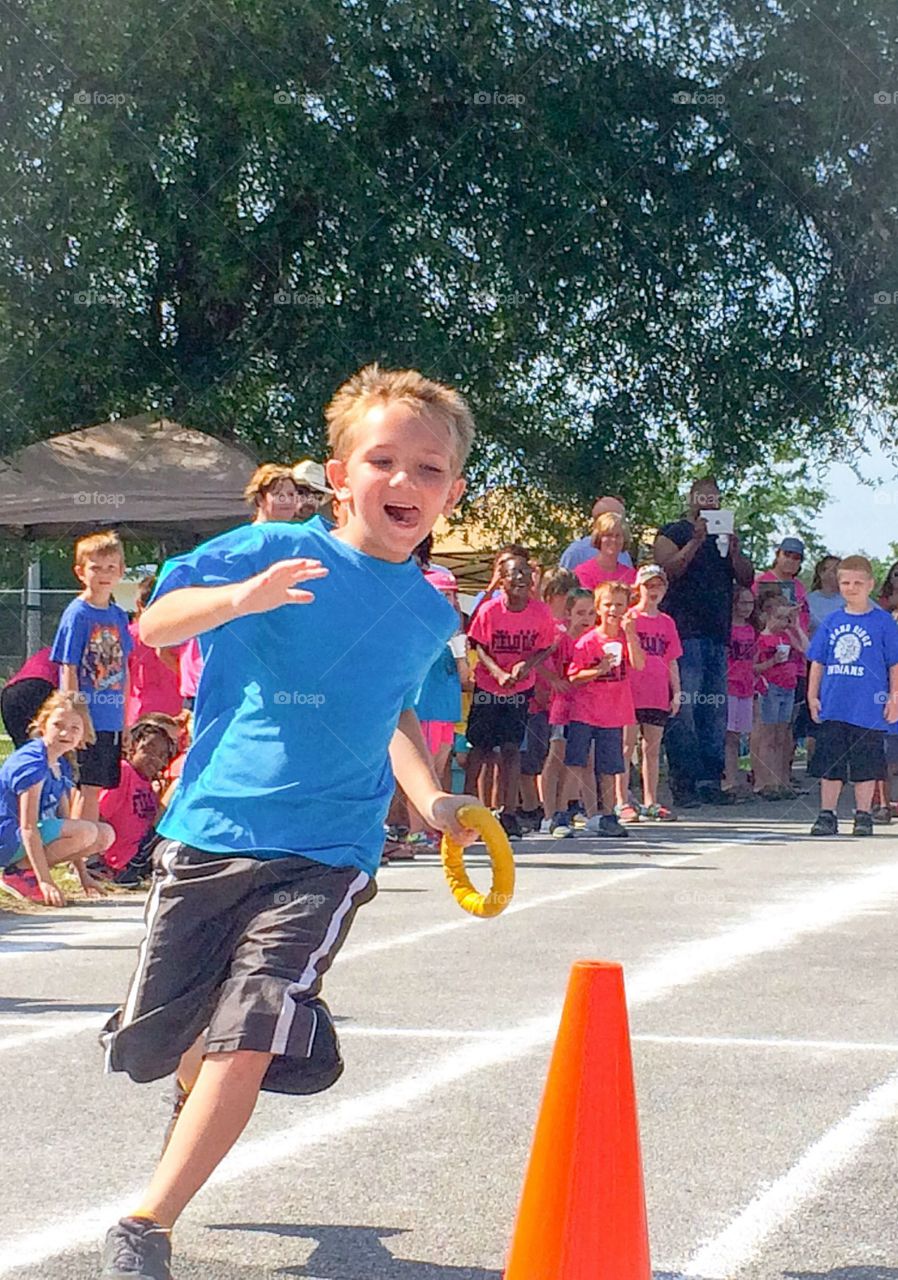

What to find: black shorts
left=808, top=720, right=886, bottom=783
left=102, top=840, right=377, bottom=1095
left=78, top=730, right=123, bottom=788
left=466, top=690, right=529, bottom=750
left=636, top=707, right=669, bottom=728
left=0, top=678, right=55, bottom=748
left=520, top=710, right=550, bottom=775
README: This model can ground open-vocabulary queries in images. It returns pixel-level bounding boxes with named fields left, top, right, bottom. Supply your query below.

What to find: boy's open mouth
left=384, top=503, right=420, bottom=528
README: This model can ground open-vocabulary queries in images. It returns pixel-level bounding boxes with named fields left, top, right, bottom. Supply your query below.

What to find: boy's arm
left=18, top=784, right=64, bottom=907
left=669, top=659, right=682, bottom=714
left=140, top=557, right=328, bottom=648
left=389, top=709, right=478, bottom=844
left=510, top=644, right=555, bottom=684
left=886, top=662, right=898, bottom=724
left=807, top=660, right=824, bottom=722
left=468, top=640, right=512, bottom=687
left=58, top=664, right=78, bottom=693
left=622, top=615, right=645, bottom=670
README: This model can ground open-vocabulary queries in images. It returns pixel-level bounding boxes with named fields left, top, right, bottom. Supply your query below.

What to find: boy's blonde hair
left=74, top=530, right=124, bottom=568
left=540, top=566, right=577, bottom=601
left=838, top=554, right=874, bottom=577
left=590, top=511, right=630, bottom=547
left=593, top=580, right=631, bottom=604
left=325, top=364, right=475, bottom=473
left=29, top=690, right=96, bottom=749
left=243, top=463, right=297, bottom=509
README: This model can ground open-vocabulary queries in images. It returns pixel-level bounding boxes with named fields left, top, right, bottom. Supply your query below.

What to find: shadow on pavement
left=208, top=1222, right=502, bottom=1278
left=0, top=995, right=116, bottom=1014
left=784, top=1268, right=898, bottom=1278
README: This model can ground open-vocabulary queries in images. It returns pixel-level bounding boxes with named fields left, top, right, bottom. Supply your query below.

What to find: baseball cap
left=424, top=566, right=459, bottom=594
left=292, top=459, right=331, bottom=494
left=636, top=563, right=668, bottom=586
left=778, top=537, right=805, bottom=556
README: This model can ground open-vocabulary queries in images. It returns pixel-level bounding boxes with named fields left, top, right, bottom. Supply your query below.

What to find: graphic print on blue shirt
left=807, top=606, right=898, bottom=730
left=51, top=599, right=132, bottom=731
left=151, top=517, right=457, bottom=875
left=0, top=739, right=73, bottom=857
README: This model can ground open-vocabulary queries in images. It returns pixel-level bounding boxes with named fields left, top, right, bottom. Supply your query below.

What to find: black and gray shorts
left=102, top=839, right=376, bottom=1095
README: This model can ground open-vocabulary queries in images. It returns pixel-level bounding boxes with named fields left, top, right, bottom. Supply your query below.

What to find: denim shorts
left=759, top=684, right=795, bottom=725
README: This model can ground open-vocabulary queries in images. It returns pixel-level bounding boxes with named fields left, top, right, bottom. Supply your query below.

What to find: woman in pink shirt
left=1, top=647, right=60, bottom=748
left=574, top=513, right=638, bottom=592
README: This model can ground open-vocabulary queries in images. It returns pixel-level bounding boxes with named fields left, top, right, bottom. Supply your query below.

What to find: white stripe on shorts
left=269, top=869, right=370, bottom=1057
left=119, top=841, right=180, bottom=1031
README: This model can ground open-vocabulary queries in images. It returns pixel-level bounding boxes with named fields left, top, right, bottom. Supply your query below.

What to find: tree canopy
left=2, top=0, right=898, bottom=544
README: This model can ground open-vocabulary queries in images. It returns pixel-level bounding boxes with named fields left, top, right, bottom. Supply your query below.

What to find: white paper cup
left=605, top=641, right=623, bottom=667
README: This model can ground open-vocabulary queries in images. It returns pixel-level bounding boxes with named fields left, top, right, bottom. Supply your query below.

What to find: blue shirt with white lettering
left=152, top=517, right=456, bottom=875
left=807, top=606, right=898, bottom=730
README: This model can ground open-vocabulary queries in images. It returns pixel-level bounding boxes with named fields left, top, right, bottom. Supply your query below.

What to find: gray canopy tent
left=0, top=415, right=258, bottom=662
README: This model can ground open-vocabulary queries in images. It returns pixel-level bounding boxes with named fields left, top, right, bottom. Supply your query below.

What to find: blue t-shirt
left=50, top=599, right=132, bottom=732
left=0, top=739, right=74, bottom=857
left=415, top=644, right=462, bottom=723
left=807, top=606, right=898, bottom=731
left=153, top=517, right=456, bottom=875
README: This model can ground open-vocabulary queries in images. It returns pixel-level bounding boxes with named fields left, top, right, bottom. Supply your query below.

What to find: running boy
left=807, top=556, right=898, bottom=836
left=51, top=532, right=132, bottom=823
left=464, top=550, right=556, bottom=838
left=0, top=691, right=114, bottom=904
left=97, top=366, right=480, bottom=1280
left=625, top=565, right=682, bottom=821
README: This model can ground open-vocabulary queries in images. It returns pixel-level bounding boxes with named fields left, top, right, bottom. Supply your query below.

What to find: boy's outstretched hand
left=425, top=793, right=482, bottom=848
left=232, top=558, right=329, bottom=616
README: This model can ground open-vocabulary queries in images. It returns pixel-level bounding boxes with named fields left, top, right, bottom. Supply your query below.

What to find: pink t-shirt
left=529, top=618, right=567, bottom=712
left=98, top=759, right=158, bottom=870
left=574, top=560, right=638, bottom=592
left=757, top=631, right=799, bottom=690
left=548, top=631, right=577, bottom=725
left=567, top=628, right=636, bottom=728
left=7, top=647, right=58, bottom=686
left=727, top=623, right=757, bottom=699
left=627, top=611, right=682, bottom=711
left=178, top=637, right=203, bottom=699
left=126, top=622, right=182, bottom=724
left=467, top=597, right=556, bottom=696
left=754, top=571, right=809, bottom=679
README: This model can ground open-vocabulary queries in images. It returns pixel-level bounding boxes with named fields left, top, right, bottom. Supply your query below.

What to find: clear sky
left=816, top=437, right=898, bottom=559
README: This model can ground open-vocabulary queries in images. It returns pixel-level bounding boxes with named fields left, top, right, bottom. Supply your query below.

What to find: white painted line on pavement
left=680, top=1067, right=898, bottom=1278
left=0, top=916, right=144, bottom=961
left=4, top=852, right=898, bottom=1273
left=635, top=1032, right=898, bottom=1054
left=0, top=1012, right=105, bottom=1051
left=339, top=1025, right=497, bottom=1040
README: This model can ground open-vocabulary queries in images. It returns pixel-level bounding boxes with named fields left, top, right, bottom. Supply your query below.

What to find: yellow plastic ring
left=441, top=804, right=516, bottom=918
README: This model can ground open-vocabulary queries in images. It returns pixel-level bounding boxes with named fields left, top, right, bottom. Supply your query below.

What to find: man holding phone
left=654, top=476, right=754, bottom=807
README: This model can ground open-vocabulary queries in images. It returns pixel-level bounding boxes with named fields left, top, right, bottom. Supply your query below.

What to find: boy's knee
left=95, top=821, right=115, bottom=852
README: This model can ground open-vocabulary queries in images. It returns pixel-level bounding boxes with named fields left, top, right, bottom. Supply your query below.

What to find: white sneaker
left=538, top=818, right=553, bottom=835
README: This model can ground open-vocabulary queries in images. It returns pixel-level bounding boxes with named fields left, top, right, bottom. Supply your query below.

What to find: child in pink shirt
left=753, top=596, right=808, bottom=797
left=725, top=587, right=757, bottom=796
left=178, top=637, right=203, bottom=709
left=624, top=565, right=682, bottom=821
left=520, top=567, right=577, bottom=829
left=464, top=550, right=556, bottom=839
left=566, top=580, right=644, bottom=838
left=126, top=577, right=182, bottom=724
left=95, top=719, right=174, bottom=884
left=540, top=588, right=595, bottom=837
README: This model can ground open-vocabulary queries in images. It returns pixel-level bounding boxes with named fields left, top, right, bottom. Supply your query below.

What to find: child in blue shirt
left=51, top=531, right=132, bottom=828
left=807, top=555, right=898, bottom=836
left=0, top=691, right=114, bottom=905
left=98, top=366, right=481, bottom=1280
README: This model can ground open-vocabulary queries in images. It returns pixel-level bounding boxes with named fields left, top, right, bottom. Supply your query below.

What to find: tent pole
left=25, top=550, right=41, bottom=656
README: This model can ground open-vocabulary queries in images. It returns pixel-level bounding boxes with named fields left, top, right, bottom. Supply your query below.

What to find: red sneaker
left=1, top=863, right=44, bottom=903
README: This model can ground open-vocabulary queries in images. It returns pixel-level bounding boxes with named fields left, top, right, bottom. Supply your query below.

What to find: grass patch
left=0, top=862, right=135, bottom=917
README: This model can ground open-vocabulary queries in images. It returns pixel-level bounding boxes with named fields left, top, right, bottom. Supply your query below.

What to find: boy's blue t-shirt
left=153, top=517, right=457, bottom=876
left=0, top=739, right=74, bottom=856
left=50, top=599, right=132, bottom=732
left=807, top=605, right=898, bottom=731
left=415, top=644, right=462, bottom=723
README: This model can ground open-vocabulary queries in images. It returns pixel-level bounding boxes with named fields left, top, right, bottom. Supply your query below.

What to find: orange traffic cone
left=505, top=961, right=651, bottom=1279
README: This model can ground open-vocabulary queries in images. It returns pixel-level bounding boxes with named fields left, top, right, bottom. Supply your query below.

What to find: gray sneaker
left=100, top=1217, right=172, bottom=1279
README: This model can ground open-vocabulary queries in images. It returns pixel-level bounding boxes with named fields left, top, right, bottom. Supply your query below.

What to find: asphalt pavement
left=1, top=790, right=897, bottom=1280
